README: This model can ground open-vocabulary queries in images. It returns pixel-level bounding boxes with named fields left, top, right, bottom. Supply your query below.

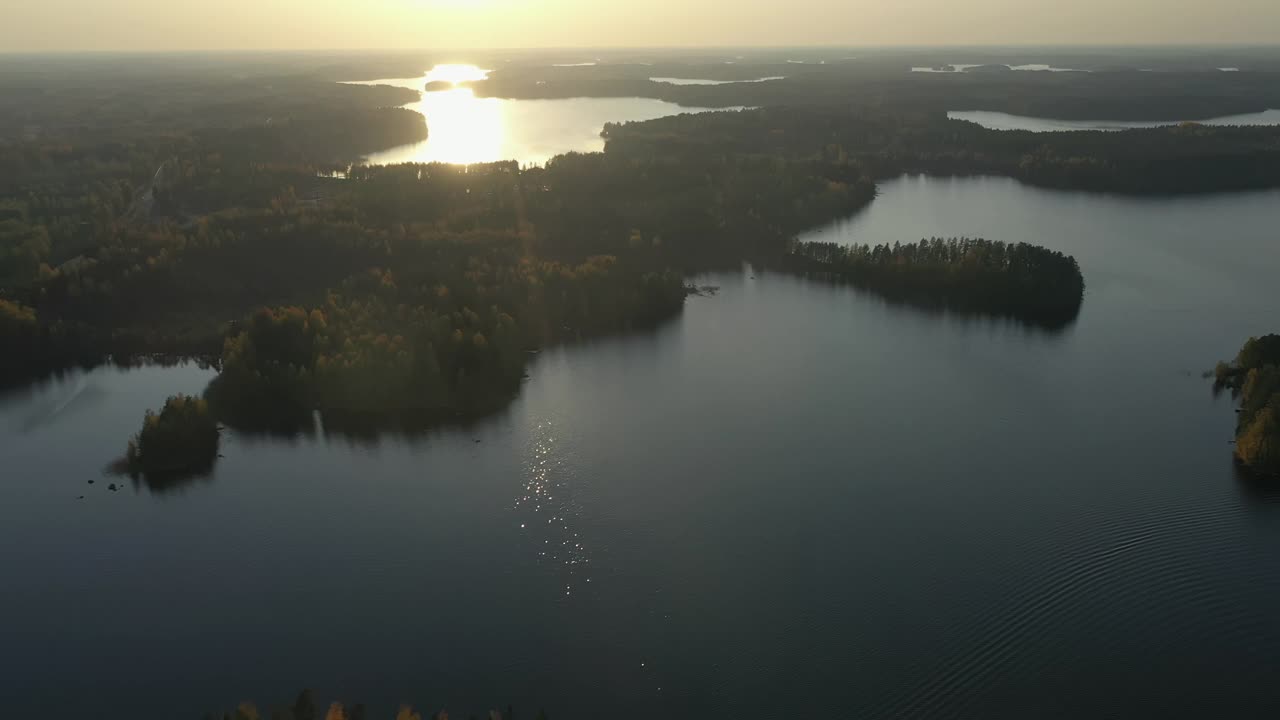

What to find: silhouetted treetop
left=788, top=237, right=1084, bottom=327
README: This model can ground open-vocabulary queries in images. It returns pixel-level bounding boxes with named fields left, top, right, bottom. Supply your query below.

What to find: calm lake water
left=345, top=65, right=734, bottom=165
left=649, top=76, right=786, bottom=86
left=4, top=176, right=1280, bottom=719
left=912, top=64, right=1087, bottom=73
left=951, top=108, right=1280, bottom=131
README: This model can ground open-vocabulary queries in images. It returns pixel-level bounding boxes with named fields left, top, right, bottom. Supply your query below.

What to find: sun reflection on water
left=411, top=88, right=505, bottom=164
left=344, top=63, right=731, bottom=167
left=515, top=420, right=593, bottom=598
left=423, top=63, right=492, bottom=86
left=344, top=64, right=507, bottom=165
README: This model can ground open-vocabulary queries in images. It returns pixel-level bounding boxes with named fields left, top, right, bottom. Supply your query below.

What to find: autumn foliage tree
left=1215, top=335, right=1280, bottom=476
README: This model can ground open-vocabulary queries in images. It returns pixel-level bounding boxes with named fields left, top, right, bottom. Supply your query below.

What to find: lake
left=951, top=108, right=1280, bottom=131
left=912, top=64, right=1087, bottom=73
left=4, top=175, right=1280, bottom=719
left=649, top=76, right=786, bottom=86
left=344, top=65, right=735, bottom=166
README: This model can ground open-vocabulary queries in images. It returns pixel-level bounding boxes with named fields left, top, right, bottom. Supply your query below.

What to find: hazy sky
left=6, top=0, right=1279, bottom=51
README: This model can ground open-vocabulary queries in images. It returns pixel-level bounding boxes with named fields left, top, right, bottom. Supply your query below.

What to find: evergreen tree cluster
left=125, top=394, right=220, bottom=476
left=788, top=237, right=1085, bottom=326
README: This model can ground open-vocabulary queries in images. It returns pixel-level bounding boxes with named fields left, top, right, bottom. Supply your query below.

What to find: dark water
left=4, top=176, right=1280, bottom=719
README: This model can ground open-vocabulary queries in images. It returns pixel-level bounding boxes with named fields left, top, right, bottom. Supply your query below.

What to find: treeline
left=0, top=298, right=100, bottom=384
left=1, top=298, right=43, bottom=375
left=1, top=119, right=875, bottom=398
left=603, top=106, right=1280, bottom=194
left=787, top=237, right=1084, bottom=327
left=5, top=66, right=1167, bottom=427
left=477, top=59, right=1280, bottom=122
left=206, top=257, right=685, bottom=428
left=204, top=688, right=548, bottom=720
left=193, top=107, right=428, bottom=168
left=0, top=118, right=423, bottom=291
left=1215, top=335, right=1280, bottom=476
left=0, top=58, right=419, bottom=145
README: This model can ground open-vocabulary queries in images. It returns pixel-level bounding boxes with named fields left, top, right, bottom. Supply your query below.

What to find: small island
left=786, top=237, right=1085, bottom=327
left=425, top=80, right=458, bottom=92
left=1214, top=335, right=1280, bottom=476
left=124, top=395, right=220, bottom=477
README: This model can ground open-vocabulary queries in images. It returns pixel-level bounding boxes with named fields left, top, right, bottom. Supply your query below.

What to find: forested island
left=787, top=237, right=1084, bottom=327
left=1215, top=335, right=1280, bottom=476
left=122, top=394, right=220, bottom=478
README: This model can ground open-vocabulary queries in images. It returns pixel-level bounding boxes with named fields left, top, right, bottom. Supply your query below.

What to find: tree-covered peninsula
left=1215, top=335, right=1280, bottom=476
left=0, top=131, right=876, bottom=413
left=205, top=258, right=687, bottom=427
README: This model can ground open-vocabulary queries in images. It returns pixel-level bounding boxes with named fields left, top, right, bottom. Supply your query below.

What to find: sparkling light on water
left=515, top=420, right=592, bottom=597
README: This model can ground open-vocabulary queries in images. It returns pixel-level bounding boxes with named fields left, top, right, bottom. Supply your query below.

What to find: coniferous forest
left=8, top=47, right=1280, bottom=720
left=787, top=237, right=1084, bottom=327
left=14, top=56, right=1280, bottom=460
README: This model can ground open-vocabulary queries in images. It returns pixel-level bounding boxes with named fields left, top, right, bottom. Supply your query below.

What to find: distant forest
left=473, top=54, right=1280, bottom=122
left=8, top=55, right=1280, bottom=440
left=602, top=107, right=1280, bottom=194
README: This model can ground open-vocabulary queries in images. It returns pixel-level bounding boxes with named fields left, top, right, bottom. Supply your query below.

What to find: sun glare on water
left=424, top=64, right=491, bottom=86
left=415, top=87, right=505, bottom=164
left=415, top=65, right=502, bottom=164
left=351, top=63, right=712, bottom=167
left=345, top=64, right=505, bottom=164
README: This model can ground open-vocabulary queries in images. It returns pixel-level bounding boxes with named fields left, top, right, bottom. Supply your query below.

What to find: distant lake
left=950, top=108, right=1280, bottom=131
left=344, top=65, right=733, bottom=165
left=649, top=76, right=785, bottom=86
left=915, top=64, right=1247, bottom=74
left=6, top=176, right=1280, bottom=719
left=912, top=64, right=1087, bottom=73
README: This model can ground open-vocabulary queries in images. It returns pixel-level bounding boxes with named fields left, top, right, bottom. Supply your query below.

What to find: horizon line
left=4, top=42, right=1280, bottom=56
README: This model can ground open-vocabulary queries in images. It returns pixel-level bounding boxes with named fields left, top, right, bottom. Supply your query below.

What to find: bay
left=4, top=176, right=1280, bottom=719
